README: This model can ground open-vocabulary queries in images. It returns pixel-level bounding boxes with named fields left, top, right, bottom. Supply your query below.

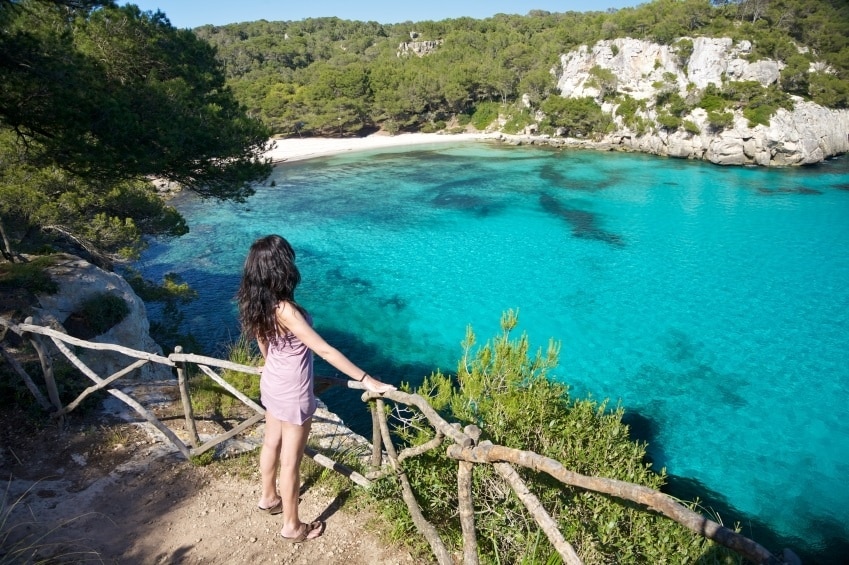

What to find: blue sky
left=127, top=1, right=647, bottom=29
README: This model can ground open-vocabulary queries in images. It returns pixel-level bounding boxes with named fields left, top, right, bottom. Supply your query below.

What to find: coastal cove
left=137, top=141, right=849, bottom=563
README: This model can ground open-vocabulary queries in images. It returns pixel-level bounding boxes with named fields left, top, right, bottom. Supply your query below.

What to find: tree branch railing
left=0, top=316, right=799, bottom=565
left=0, top=317, right=367, bottom=485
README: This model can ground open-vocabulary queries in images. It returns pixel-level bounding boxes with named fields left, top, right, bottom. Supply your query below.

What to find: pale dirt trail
left=1, top=408, right=421, bottom=564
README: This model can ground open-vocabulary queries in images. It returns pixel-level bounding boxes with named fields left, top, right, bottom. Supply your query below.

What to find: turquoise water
left=137, top=143, right=849, bottom=562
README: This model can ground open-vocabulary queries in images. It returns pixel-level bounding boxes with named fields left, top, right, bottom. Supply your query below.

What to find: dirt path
left=1, top=408, right=419, bottom=564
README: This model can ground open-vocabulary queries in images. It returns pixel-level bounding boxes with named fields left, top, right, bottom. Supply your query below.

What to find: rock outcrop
left=33, top=253, right=172, bottom=382
left=397, top=39, right=443, bottom=57
left=552, top=37, right=849, bottom=166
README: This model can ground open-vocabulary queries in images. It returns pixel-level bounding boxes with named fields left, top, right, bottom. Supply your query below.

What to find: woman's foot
left=280, top=520, right=325, bottom=543
left=257, top=497, right=283, bottom=515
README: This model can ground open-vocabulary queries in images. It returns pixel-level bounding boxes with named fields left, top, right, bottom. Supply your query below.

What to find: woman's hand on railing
left=363, top=374, right=396, bottom=394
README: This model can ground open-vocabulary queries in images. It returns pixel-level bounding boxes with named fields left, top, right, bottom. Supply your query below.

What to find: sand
left=264, top=131, right=500, bottom=163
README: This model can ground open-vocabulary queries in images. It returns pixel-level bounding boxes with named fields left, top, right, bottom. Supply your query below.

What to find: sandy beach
left=264, top=131, right=500, bottom=163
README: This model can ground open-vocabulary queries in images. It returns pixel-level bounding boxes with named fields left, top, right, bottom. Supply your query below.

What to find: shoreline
left=264, top=131, right=502, bottom=163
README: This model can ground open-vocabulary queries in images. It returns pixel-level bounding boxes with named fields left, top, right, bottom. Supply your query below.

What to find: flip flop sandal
left=257, top=499, right=283, bottom=515
left=281, top=520, right=325, bottom=543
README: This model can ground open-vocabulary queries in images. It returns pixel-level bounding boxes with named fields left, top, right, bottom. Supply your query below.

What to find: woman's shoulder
left=275, top=301, right=311, bottom=323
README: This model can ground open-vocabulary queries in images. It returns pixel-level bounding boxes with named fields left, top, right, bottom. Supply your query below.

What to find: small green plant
left=698, top=84, right=726, bottom=109
left=190, top=450, right=215, bottom=466
left=420, top=120, right=446, bottom=133
left=189, top=334, right=261, bottom=417
left=614, top=95, right=648, bottom=131
left=101, top=424, right=130, bottom=449
left=656, top=91, right=689, bottom=116
left=213, top=449, right=259, bottom=480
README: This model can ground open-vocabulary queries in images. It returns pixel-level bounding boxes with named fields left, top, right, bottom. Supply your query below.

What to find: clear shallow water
left=138, top=143, right=849, bottom=562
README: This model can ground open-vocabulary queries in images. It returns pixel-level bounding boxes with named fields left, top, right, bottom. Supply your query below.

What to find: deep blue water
left=137, top=143, right=849, bottom=563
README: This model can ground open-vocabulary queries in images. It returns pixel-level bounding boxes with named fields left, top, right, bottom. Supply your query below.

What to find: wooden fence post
left=370, top=400, right=383, bottom=470
left=459, top=425, right=481, bottom=565
left=376, top=398, right=453, bottom=565
left=174, top=345, right=200, bottom=447
left=24, top=316, right=63, bottom=424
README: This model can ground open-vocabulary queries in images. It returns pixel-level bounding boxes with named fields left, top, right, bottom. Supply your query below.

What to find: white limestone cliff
left=552, top=37, right=849, bottom=166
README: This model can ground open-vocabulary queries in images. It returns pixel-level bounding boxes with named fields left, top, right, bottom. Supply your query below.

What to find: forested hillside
left=194, top=0, right=849, bottom=137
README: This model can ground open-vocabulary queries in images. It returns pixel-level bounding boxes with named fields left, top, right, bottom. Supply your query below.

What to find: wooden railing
left=0, top=316, right=798, bottom=565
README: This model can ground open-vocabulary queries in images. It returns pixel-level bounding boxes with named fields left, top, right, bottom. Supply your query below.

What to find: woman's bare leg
left=279, top=418, right=321, bottom=539
left=258, top=413, right=283, bottom=509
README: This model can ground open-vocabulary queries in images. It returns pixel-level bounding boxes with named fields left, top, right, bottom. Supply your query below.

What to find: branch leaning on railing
left=444, top=442, right=781, bottom=565
left=362, top=389, right=791, bottom=565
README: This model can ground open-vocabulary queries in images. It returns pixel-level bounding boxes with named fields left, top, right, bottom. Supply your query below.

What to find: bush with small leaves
left=379, top=311, right=742, bottom=564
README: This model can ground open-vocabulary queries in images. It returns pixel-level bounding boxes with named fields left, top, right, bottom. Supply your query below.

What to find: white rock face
left=552, top=37, right=849, bottom=166
left=33, top=254, right=173, bottom=382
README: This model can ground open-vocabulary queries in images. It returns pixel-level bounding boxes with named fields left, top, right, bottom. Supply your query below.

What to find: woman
left=237, top=234, right=396, bottom=543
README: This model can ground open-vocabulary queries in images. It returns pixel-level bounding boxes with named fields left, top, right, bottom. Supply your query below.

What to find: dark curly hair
left=236, top=235, right=305, bottom=341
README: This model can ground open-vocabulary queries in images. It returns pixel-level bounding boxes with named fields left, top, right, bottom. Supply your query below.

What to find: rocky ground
left=0, top=399, right=422, bottom=564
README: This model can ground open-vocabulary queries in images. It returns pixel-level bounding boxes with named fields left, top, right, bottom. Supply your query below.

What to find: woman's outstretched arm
left=276, top=302, right=396, bottom=394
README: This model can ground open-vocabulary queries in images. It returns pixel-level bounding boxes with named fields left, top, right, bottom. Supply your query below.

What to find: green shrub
left=698, top=85, right=727, bottom=113
left=707, top=110, right=734, bottom=131
left=420, top=120, right=446, bottom=133
left=502, top=108, right=534, bottom=135
left=683, top=120, right=700, bottom=134
left=656, top=91, right=689, bottom=116
left=674, top=38, right=694, bottom=68
left=809, top=72, right=849, bottom=109
left=614, top=96, right=638, bottom=121
left=614, top=96, right=650, bottom=133
left=379, top=311, right=740, bottom=563
left=190, top=450, right=215, bottom=466
left=657, top=112, right=682, bottom=130
left=743, top=105, right=776, bottom=127
left=587, top=66, right=618, bottom=100
left=0, top=257, right=58, bottom=295
left=470, top=102, right=500, bottom=131
left=77, top=293, right=130, bottom=335
left=541, top=96, right=610, bottom=138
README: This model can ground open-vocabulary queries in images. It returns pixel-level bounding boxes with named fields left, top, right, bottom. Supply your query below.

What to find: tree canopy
left=0, top=0, right=272, bottom=261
